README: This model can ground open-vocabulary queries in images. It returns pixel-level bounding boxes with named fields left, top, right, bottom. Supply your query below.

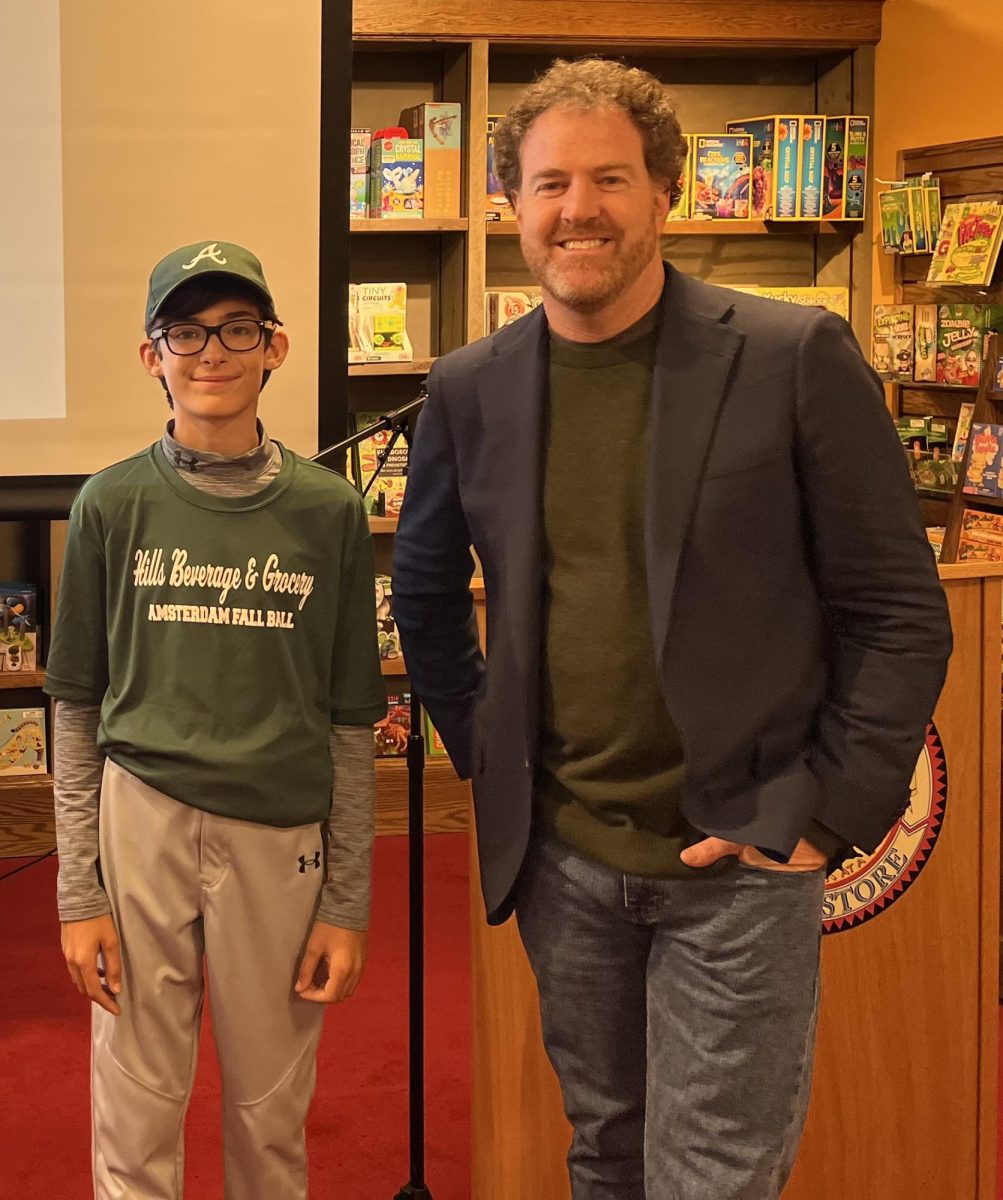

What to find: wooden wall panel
left=354, top=1, right=884, bottom=49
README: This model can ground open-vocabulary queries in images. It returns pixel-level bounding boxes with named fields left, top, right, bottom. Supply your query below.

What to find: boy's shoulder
left=74, top=445, right=160, bottom=509
left=280, top=447, right=369, bottom=510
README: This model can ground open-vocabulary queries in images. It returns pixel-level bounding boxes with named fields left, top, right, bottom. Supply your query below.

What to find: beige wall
left=872, top=0, right=1003, bottom=304
left=8, top=1, right=321, bottom=476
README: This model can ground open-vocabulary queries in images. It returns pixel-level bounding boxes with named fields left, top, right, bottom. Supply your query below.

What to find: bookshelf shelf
left=0, top=671, right=45, bottom=689
left=381, top=657, right=408, bottom=676
left=369, top=516, right=400, bottom=533
left=349, top=358, right=437, bottom=377
left=486, top=219, right=855, bottom=238
left=895, top=381, right=978, bottom=393
left=351, top=217, right=468, bottom=234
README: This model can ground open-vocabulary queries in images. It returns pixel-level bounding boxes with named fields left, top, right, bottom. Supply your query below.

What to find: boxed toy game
left=0, top=707, right=46, bottom=775
left=484, top=288, right=544, bottom=334
left=937, top=304, right=984, bottom=386
left=399, top=102, right=461, bottom=218
left=953, top=402, right=976, bottom=461
left=374, top=575, right=402, bottom=663
left=0, top=583, right=38, bottom=672
left=844, top=117, right=869, bottom=220
left=666, top=135, right=693, bottom=221
left=913, top=303, right=938, bottom=381
left=348, top=282, right=414, bottom=365
left=368, top=136, right=424, bottom=218
left=821, top=117, right=847, bottom=219
left=691, top=134, right=751, bottom=220
left=879, top=188, right=912, bottom=254
left=375, top=692, right=411, bottom=757
left=923, top=177, right=942, bottom=245
left=352, top=411, right=409, bottom=518
left=726, top=117, right=799, bottom=219
left=872, top=304, right=914, bottom=380
left=963, top=422, right=1003, bottom=500
left=958, top=508, right=1003, bottom=563
left=906, top=183, right=931, bottom=254
left=486, top=114, right=516, bottom=221
left=730, top=285, right=849, bottom=320
left=797, top=117, right=824, bottom=219
left=928, top=200, right=1003, bottom=285
left=350, top=129, right=371, bottom=218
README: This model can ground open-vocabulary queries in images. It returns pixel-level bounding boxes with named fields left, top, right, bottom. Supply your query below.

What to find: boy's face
left=139, top=296, right=288, bottom=425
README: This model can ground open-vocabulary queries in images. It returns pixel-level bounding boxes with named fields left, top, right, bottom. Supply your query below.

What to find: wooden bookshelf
left=375, top=757, right=468, bottom=835
left=350, top=217, right=468, bottom=233
left=486, top=219, right=857, bottom=237
left=0, top=774, right=54, bottom=857
left=0, top=671, right=45, bottom=689
left=381, top=657, right=407, bottom=676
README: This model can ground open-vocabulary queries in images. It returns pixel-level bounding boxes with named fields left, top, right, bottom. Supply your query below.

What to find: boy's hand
left=61, top=914, right=122, bottom=1015
left=295, top=922, right=368, bottom=1005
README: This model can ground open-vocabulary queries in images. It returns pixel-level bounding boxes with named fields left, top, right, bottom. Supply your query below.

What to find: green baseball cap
left=146, top=240, right=274, bottom=329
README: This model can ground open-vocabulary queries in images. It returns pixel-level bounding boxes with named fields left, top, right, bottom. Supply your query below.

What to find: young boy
left=45, top=240, right=387, bottom=1199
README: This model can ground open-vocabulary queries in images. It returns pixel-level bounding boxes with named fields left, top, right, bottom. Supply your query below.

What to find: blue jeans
left=515, top=832, right=825, bottom=1200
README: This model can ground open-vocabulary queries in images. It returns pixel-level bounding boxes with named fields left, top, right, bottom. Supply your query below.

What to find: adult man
left=392, top=59, right=951, bottom=1199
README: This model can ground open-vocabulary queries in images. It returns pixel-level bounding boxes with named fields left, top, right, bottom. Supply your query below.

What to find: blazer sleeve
left=794, top=311, right=952, bottom=851
left=392, top=363, right=484, bottom=778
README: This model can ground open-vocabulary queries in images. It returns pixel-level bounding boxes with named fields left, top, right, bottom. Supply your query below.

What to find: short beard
left=523, top=221, right=660, bottom=313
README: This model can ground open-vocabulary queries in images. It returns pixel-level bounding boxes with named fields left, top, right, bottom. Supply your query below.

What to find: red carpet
left=0, top=833, right=470, bottom=1198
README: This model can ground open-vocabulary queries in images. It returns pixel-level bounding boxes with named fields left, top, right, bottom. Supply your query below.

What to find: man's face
left=140, top=296, right=287, bottom=423
left=512, top=106, right=670, bottom=314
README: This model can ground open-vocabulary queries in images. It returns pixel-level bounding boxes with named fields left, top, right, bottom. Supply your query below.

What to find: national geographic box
left=399, top=102, right=461, bottom=219
left=726, top=116, right=800, bottom=219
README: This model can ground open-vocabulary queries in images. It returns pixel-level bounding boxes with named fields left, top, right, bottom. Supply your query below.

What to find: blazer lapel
left=476, top=310, right=548, bottom=739
left=646, top=266, right=745, bottom=662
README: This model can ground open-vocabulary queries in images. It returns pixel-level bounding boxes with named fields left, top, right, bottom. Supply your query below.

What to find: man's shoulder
left=432, top=309, right=545, bottom=386
left=282, top=450, right=370, bottom=515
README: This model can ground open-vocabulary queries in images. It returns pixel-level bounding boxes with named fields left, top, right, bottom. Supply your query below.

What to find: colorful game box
left=352, top=411, right=408, bottom=517
left=906, top=183, right=931, bottom=254
left=797, top=117, right=824, bottom=219
left=879, top=188, right=913, bottom=254
left=486, top=114, right=516, bottom=221
left=350, top=129, right=371, bottom=218
left=963, top=422, right=1003, bottom=499
left=953, top=402, right=976, bottom=461
left=484, top=288, right=544, bottom=335
left=375, top=692, right=411, bottom=757
left=872, top=304, right=914, bottom=380
left=399, top=102, right=461, bottom=219
left=666, top=134, right=693, bottom=221
left=368, top=136, right=424, bottom=218
left=923, top=177, right=942, bottom=245
left=821, top=117, right=847, bottom=219
left=0, top=707, right=46, bottom=775
left=958, top=509, right=1003, bottom=562
left=937, top=304, right=985, bottom=386
left=928, top=200, right=1003, bottom=285
left=691, top=134, right=751, bottom=220
left=913, top=303, right=938, bottom=382
left=726, top=117, right=799, bottom=219
left=374, top=575, right=402, bottom=663
left=0, top=583, right=38, bottom=672
left=730, top=285, right=849, bottom=320
left=348, top=282, right=414, bottom=365
left=844, top=117, right=869, bottom=221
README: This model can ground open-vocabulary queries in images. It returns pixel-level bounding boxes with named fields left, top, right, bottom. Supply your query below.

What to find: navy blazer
left=392, top=264, right=952, bottom=924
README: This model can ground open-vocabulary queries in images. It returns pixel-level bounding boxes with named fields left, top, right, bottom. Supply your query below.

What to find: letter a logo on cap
left=182, top=243, right=228, bottom=271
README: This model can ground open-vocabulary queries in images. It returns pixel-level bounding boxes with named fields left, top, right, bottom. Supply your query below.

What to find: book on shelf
left=0, top=583, right=39, bottom=673
left=952, top=402, right=976, bottom=461
left=731, top=285, right=849, bottom=320
left=725, top=116, right=799, bottom=219
left=350, top=129, right=371, bottom=218
left=962, top=422, right=1003, bottom=499
left=375, top=574, right=403, bottom=664
left=958, top=509, right=1003, bottom=562
left=0, top=707, right=47, bottom=775
left=398, top=102, right=462, bottom=219
left=374, top=691, right=411, bottom=757
left=352, top=411, right=408, bottom=517
left=690, top=134, right=752, bottom=220
left=486, top=115, right=516, bottom=221
left=368, top=133, right=424, bottom=218
left=927, top=200, right=1003, bottom=285
left=872, top=304, right=914, bottom=380
left=797, top=117, right=825, bottom=219
left=483, top=287, right=543, bottom=335
left=348, top=282, right=414, bottom=365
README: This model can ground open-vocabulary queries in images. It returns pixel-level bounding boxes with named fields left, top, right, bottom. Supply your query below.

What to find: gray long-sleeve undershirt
left=54, top=423, right=377, bottom=930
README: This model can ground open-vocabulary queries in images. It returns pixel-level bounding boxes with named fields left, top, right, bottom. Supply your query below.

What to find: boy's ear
left=139, top=339, right=165, bottom=379
left=264, top=328, right=290, bottom=371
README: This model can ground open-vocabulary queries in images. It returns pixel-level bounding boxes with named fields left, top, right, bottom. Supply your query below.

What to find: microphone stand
left=313, top=388, right=434, bottom=1200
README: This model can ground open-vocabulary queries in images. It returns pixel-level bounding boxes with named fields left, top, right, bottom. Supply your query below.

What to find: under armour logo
left=298, top=852, right=321, bottom=873
left=182, top=242, right=227, bottom=270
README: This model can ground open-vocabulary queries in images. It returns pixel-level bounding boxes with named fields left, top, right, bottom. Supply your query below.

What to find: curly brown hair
left=492, top=58, right=688, bottom=206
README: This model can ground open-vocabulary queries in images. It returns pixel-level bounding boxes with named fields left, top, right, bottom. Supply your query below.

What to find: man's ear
left=264, top=329, right=290, bottom=371
left=139, top=339, right=164, bottom=379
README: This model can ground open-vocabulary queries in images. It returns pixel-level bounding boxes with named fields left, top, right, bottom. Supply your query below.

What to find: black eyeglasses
left=150, top=318, right=281, bottom=356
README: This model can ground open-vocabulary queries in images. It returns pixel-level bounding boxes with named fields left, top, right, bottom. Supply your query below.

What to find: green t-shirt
left=45, top=442, right=387, bottom=827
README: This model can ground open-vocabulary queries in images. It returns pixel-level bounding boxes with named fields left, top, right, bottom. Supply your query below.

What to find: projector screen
left=0, top=0, right=323, bottom=477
